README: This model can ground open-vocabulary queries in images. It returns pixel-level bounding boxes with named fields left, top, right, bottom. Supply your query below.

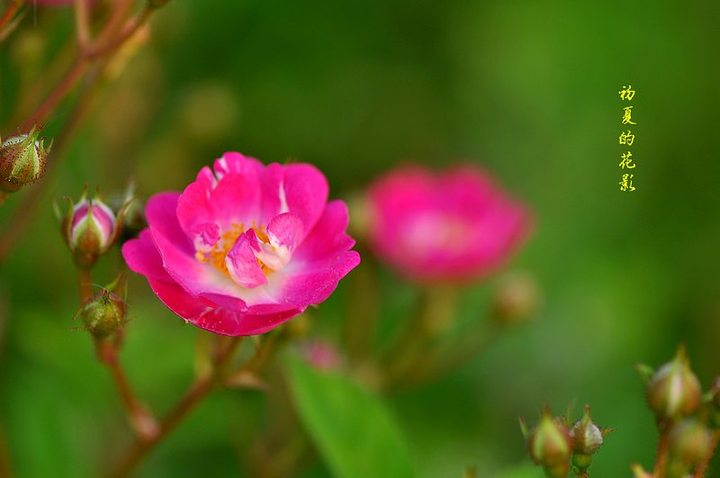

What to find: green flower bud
left=78, top=288, right=127, bottom=339
left=528, top=411, right=572, bottom=478
left=647, top=346, right=701, bottom=421
left=0, top=127, right=50, bottom=193
left=666, top=419, right=712, bottom=478
left=569, top=406, right=609, bottom=475
left=570, top=406, right=605, bottom=456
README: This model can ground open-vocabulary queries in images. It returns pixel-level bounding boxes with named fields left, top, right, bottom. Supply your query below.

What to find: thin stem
left=87, top=6, right=151, bottom=59
left=18, top=57, right=89, bottom=132
left=0, top=2, right=166, bottom=262
left=73, top=0, right=92, bottom=50
left=0, top=0, right=23, bottom=37
left=0, top=67, right=100, bottom=263
left=95, top=339, right=158, bottom=440
left=77, top=268, right=93, bottom=302
left=693, top=430, right=720, bottom=478
left=654, top=427, right=670, bottom=478
left=107, top=337, right=243, bottom=478
left=93, top=0, right=134, bottom=48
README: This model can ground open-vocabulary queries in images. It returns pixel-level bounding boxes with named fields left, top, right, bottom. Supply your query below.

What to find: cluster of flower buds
left=632, top=346, right=719, bottom=478
left=56, top=188, right=132, bottom=269
left=523, top=406, right=609, bottom=478
left=76, top=276, right=127, bottom=340
left=0, top=127, right=50, bottom=196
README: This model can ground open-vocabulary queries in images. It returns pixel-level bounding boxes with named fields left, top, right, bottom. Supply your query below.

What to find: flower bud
left=569, top=406, right=608, bottom=473
left=647, top=346, right=702, bottom=421
left=528, top=411, right=572, bottom=478
left=491, top=271, right=539, bottom=326
left=0, top=127, right=50, bottom=193
left=78, top=288, right=127, bottom=339
left=666, top=419, right=712, bottom=478
left=58, top=192, right=123, bottom=268
left=570, top=406, right=605, bottom=455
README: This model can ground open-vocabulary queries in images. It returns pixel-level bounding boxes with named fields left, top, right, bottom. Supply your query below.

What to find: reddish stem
left=654, top=428, right=670, bottom=477
left=0, top=0, right=23, bottom=36
left=107, top=337, right=243, bottom=478
left=18, top=57, right=89, bottom=132
left=95, top=339, right=158, bottom=440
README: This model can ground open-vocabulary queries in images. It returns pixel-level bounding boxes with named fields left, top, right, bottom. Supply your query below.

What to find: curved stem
left=107, top=337, right=243, bottom=478
left=0, top=68, right=100, bottom=262
left=87, top=6, right=150, bottom=59
left=0, top=0, right=23, bottom=38
left=693, top=430, right=720, bottom=478
left=95, top=339, right=158, bottom=441
left=18, top=57, right=90, bottom=132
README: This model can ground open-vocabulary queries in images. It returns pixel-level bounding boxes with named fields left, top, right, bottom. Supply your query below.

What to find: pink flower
left=366, top=165, right=530, bottom=282
left=122, top=152, right=360, bottom=336
left=300, top=339, right=342, bottom=371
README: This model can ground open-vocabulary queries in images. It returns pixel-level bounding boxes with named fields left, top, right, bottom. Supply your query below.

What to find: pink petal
left=146, top=277, right=214, bottom=322
left=294, top=200, right=356, bottom=262
left=213, top=152, right=263, bottom=180
left=147, top=193, right=243, bottom=298
left=259, top=163, right=328, bottom=232
left=266, top=213, right=304, bottom=250
left=146, top=276, right=302, bottom=336
left=122, top=230, right=170, bottom=281
left=279, top=201, right=360, bottom=305
left=145, top=192, right=194, bottom=254
left=191, top=306, right=304, bottom=336
left=225, top=230, right=268, bottom=288
left=177, top=159, right=262, bottom=236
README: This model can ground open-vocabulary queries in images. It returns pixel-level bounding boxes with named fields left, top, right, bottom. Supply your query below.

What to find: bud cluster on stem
left=523, top=406, right=609, bottom=478
left=526, top=346, right=720, bottom=478
left=633, top=346, right=720, bottom=478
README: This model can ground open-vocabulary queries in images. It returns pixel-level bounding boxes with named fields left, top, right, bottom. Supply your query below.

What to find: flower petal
left=122, top=230, right=170, bottom=281
left=225, top=229, right=268, bottom=288
left=279, top=201, right=360, bottom=305
left=191, top=306, right=303, bottom=336
left=260, top=163, right=328, bottom=232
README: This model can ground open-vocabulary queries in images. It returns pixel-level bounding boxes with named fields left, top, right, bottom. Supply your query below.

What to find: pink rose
left=122, top=152, right=360, bottom=336
left=366, top=165, right=530, bottom=282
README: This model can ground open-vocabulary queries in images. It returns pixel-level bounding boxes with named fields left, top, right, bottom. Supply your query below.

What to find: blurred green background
left=1, top=0, right=720, bottom=476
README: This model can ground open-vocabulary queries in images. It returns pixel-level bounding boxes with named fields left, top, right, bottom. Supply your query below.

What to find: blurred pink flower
left=300, top=339, right=342, bottom=371
left=366, top=165, right=531, bottom=282
left=123, top=152, right=360, bottom=336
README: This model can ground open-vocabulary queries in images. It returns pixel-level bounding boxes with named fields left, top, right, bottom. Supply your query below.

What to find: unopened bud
left=0, top=127, right=50, bottom=193
left=492, top=271, right=539, bottom=325
left=647, top=346, right=701, bottom=421
left=108, top=182, right=145, bottom=243
left=570, top=406, right=608, bottom=473
left=58, top=191, right=125, bottom=268
left=666, top=419, right=712, bottom=478
left=78, top=288, right=127, bottom=339
left=528, top=411, right=572, bottom=478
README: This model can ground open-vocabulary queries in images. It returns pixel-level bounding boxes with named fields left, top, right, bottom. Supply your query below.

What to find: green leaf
left=286, top=356, right=415, bottom=478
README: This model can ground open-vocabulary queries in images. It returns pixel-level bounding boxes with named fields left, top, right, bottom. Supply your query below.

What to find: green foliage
left=286, top=356, right=415, bottom=478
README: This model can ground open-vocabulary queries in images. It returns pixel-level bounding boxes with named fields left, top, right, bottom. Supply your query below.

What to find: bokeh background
left=1, top=0, right=720, bottom=477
